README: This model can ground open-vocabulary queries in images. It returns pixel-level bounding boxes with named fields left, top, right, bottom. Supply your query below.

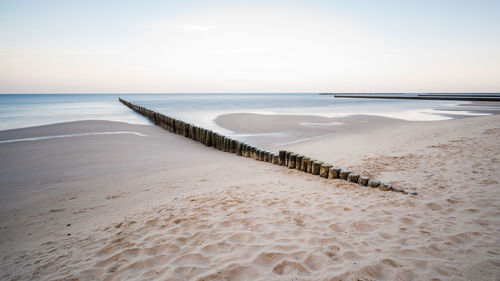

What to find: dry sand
left=1, top=114, right=499, bottom=280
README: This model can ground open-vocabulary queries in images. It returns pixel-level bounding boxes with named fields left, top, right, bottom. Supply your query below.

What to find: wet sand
left=1, top=115, right=499, bottom=280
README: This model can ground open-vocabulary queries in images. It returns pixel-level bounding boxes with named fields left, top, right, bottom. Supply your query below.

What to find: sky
left=0, top=0, right=499, bottom=93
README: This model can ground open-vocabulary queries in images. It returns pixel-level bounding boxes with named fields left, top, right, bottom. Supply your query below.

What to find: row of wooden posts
left=119, top=98, right=409, bottom=194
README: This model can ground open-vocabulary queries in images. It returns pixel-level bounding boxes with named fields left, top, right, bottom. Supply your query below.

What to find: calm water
left=0, top=93, right=495, bottom=132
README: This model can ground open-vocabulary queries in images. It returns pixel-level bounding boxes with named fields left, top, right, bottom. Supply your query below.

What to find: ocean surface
left=0, top=93, right=496, bottom=133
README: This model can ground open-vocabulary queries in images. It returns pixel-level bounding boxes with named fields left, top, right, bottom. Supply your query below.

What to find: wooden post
left=230, top=139, right=236, bottom=153
left=307, top=159, right=314, bottom=173
left=190, top=125, right=195, bottom=140
left=285, top=151, right=292, bottom=167
left=272, top=154, right=279, bottom=164
left=211, top=132, right=217, bottom=148
left=236, top=141, right=243, bottom=156
left=368, top=179, right=380, bottom=188
left=288, top=154, right=297, bottom=169
left=259, top=150, right=265, bottom=161
left=348, top=173, right=360, bottom=183
left=218, top=135, right=223, bottom=150
left=312, top=161, right=323, bottom=175
left=379, top=183, right=392, bottom=191
left=301, top=157, right=309, bottom=172
left=296, top=155, right=303, bottom=171
left=328, top=168, right=341, bottom=179
left=202, top=129, right=207, bottom=145
left=340, top=170, right=351, bottom=180
left=358, top=176, right=369, bottom=186
left=206, top=130, right=212, bottom=146
left=320, top=164, right=332, bottom=178
left=279, top=150, right=286, bottom=166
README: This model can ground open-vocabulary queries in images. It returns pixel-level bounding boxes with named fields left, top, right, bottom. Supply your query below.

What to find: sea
left=0, top=93, right=496, bottom=134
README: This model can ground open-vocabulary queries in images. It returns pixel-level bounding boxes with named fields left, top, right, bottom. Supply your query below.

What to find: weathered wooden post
left=197, top=127, right=202, bottom=142
left=328, top=168, right=341, bottom=179
left=211, top=132, right=217, bottom=148
left=230, top=139, right=236, bottom=153
left=379, top=183, right=392, bottom=191
left=368, top=179, right=380, bottom=188
left=288, top=154, right=297, bottom=169
left=340, top=170, right=351, bottom=180
left=189, top=125, right=195, bottom=140
left=259, top=150, right=265, bottom=161
left=347, top=173, right=360, bottom=183
left=184, top=123, right=190, bottom=137
left=203, top=129, right=208, bottom=145
left=358, top=176, right=370, bottom=186
left=307, top=159, right=314, bottom=173
left=178, top=121, right=183, bottom=135
left=236, top=141, right=243, bottom=156
left=213, top=133, right=218, bottom=149
left=285, top=151, right=292, bottom=167
left=196, top=127, right=201, bottom=142
left=206, top=130, right=212, bottom=146
left=152, top=113, right=158, bottom=125
left=221, top=137, right=227, bottom=151
left=279, top=150, right=286, bottom=166
left=320, top=164, right=332, bottom=178
left=218, top=135, right=224, bottom=150
left=296, top=155, right=303, bottom=171
left=312, top=161, right=323, bottom=175
left=272, top=154, right=279, bottom=164
left=301, top=157, right=309, bottom=172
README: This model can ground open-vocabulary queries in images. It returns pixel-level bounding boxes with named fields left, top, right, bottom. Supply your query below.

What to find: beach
left=3, top=0, right=500, bottom=279
left=1, top=112, right=499, bottom=280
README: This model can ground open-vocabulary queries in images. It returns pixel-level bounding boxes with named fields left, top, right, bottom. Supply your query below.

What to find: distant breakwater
left=119, top=98, right=413, bottom=195
left=323, top=94, right=500, bottom=102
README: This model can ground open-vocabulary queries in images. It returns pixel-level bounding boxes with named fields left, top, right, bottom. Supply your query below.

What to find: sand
left=1, top=114, right=499, bottom=280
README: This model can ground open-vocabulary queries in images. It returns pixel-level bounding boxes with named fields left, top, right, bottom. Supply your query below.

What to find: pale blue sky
left=1, top=0, right=499, bottom=93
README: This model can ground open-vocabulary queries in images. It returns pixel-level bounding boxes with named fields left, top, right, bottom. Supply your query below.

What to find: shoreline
left=215, top=111, right=497, bottom=149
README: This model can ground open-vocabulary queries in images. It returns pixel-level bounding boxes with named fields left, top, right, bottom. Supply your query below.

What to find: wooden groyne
left=119, top=98, right=412, bottom=194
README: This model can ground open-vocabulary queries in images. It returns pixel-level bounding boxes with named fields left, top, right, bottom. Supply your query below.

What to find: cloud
left=175, top=24, right=216, bottom=32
